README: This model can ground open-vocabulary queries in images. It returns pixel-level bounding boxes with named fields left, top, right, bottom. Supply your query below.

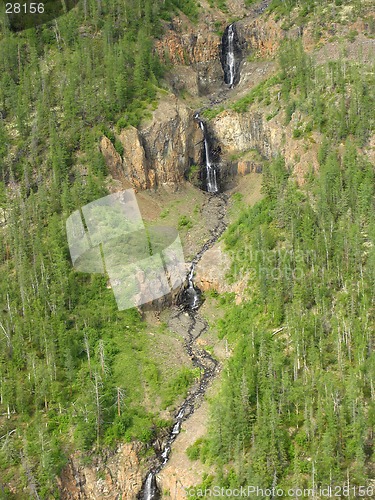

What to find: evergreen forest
left=0, top=0, right=374, bottom=498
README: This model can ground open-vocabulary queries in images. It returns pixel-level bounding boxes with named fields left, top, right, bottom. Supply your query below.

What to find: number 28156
left=6, top=3, right=45, bottom=14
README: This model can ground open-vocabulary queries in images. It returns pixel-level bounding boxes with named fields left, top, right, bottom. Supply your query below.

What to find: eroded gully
left=139, top=17, right=240, bottom=498
left=139, top=192, right=228, bottom=499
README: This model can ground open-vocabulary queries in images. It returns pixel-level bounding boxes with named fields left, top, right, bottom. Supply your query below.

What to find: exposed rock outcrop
left=195, top=241, right=247, bottom=303
left=57, top=443, right=143, bottom=499
left=153, top=2, right=275, bottom=96
left=211, top=109, right=279, bottom=158
left=211, top=107, right=321, bottom=184
left=139, top=96, right=203, bottom=188
left=155, top=25, right=220, bottom=66
left=100, top=95, right=203, bottom=191
left=100, top=136, right=124, bottom=182
left=194, top=241, right=230, bottom=293
left=118, top=127, right=149, bottom=190
left=237, top=158, right=263, bottom=176
left=236, top=16, right=285, bottom=59
left=154, top=16, right=224, bottom=95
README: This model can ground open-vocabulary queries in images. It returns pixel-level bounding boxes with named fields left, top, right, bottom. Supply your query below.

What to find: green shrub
left=162, top=367, right=198, bottom=408
left=178, top=215, right=193, bottom=230
left=186, top=438, right=206, bottom=460
left=202, top=106, right=225, bottom=120
left=187, top=164, right=200, bottom=181
left=114, top=139, right=124, bottom=156
left=293, top=127, right=302, bottom=138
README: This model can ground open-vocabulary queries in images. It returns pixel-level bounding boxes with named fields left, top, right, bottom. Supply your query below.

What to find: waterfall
left=141, top=472, right=160, bottom=500
left=185, top=263, right=201, bottom=310
left=227, top=24, right=235, bottom=87
left=177, top=408, right=184, bottom=419
left=161, top=446, right=170, bottom=464
left=172, top=421, right=181, bottom=434
left=195, top=114, right=219, bottom=194
left=139, top=399, right=187, bottom=498
left=138, top=38, right=230, bottom=500
left=221, top=23, right=239, bottom=87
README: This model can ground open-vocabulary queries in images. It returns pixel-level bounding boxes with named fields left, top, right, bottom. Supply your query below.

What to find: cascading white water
left=177, top=408, right=184, bottom=419
left=141, top=404, right=186, bottom=496
left=198, top=119, right=218, bottom=193
left=187, top=263, right=200, bottom=309
left=142, top=472, right=159, bottom=500
left=161, top=446, right=170, bottom=464
left=227, top=24, right=235, bottom=87
left=221, top=23, right=240, bottom=88
left=139, top=192, right=227, bottom=499
left=172, top=421, right=181, bottom=435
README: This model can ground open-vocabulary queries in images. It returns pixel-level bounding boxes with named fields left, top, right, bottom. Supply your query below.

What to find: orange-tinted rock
left=57, top=443, right=143, bottom=499
left=118, top=126, right=149, bottom=190
left=100, top=96, right=203, bottom=191
left=99, top=136, right=124, bottom=181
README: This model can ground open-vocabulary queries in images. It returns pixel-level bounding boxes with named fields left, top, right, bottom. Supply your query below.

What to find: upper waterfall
left=221, top=23, right=240, bottom=87
left=227, top=24, right=235, bottom=87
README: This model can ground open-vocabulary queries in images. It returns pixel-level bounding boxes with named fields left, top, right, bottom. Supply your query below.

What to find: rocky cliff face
left=212, top=109, right=279, bottom=158
left=154, top=11, right=225, bottom=96
left=153, top=2, right=275, bottom=96
left=99, top=1, right=303, bottom=193
left=57, top=443, right=143, bottom=499
left=100, top=95, right=203, bottom=191
left=194, top=241, right=247, bottom=303
left=139, top=96, right=202, bottom=188
left=98, top=2, right=375, bottom=259
left=210, top=106, right=321, bottom=184
left=236, top=15, right=285, bottom=59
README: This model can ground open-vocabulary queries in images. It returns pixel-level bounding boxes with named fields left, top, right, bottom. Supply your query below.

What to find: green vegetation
left=206, top=143, right=374, bottom=489
left=196, top=39, right=375, bottom=494
left=186, top=437, right=209, bottom=461
left=208, top=0, right=229, bottom=13
left=187, top=163, right=201, bottom=181
left=268, top=0, right=365, bottom=20
left=223, top=39, right=374, bottom=150
left=278, top=40, right=374, bottom=145
left=231, top=75, right=281, bottom=112
left=0, top=0, right=201, bottom=496
left=161, top=367, right=200, bottom=409
left=171, top=0, right=200, bottom=22
left=202, top=106, right=225, bottom=120
left=0, top=0, right=374, bottom=497
left=178, top=214, right=193, bottom=230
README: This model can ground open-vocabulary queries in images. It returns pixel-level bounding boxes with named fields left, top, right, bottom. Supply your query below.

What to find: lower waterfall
left=142, top=472, right=160, bottom=500
left=184, top=263, right=201, bottom=310
left=195, top=113, right=219, bottom=193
